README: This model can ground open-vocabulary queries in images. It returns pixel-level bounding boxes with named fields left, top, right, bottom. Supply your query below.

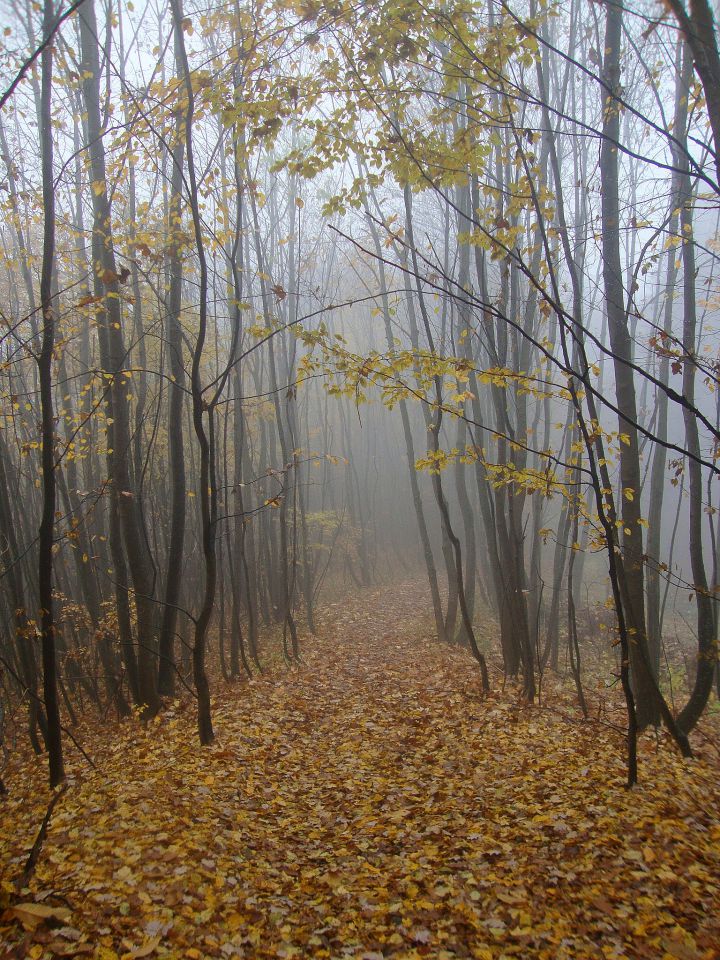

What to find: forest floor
left=1, top=581, right=720, bottom=960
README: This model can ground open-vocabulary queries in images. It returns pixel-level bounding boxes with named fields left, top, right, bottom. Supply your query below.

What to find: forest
left=1, top=0, right=720, bottom=956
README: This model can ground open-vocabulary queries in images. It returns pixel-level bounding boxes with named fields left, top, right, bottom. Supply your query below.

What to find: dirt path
left=2, top=582, right=719, bottom=959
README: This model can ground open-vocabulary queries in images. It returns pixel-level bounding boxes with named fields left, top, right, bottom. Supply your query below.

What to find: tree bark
left=37, top=0, right=64, bottom=787
left=600, top=3, right=658, bottom=728
left=79, top=0, right=159, bottom=716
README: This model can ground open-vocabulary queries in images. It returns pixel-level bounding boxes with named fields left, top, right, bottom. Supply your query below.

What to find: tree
left=36, top=0, right=64, bottom=788
left=78, top=0, right=160, bottom=717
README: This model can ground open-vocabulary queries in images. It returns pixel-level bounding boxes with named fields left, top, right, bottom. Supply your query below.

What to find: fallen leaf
left=120, top=937, right=161, bottom=960
left=6, top=903, right=72, bottom=931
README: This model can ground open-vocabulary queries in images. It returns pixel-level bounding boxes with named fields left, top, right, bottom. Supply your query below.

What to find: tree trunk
left=79, top=0, right=159, bottom=716
left=157, top=30, right=188, bottom=697
left=37, top=0, right=64, bottom=787
left=600, top=3, right=658, bottom=728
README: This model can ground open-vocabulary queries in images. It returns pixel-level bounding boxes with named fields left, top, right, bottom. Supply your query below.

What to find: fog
left=1, top=0, right=719, bottom=782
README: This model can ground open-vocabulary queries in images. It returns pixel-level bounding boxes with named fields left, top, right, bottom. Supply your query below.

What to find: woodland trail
left=2, top=581, right=720, bottom=960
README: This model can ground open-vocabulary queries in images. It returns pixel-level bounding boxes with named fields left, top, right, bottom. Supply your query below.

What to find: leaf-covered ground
left=2, top=582, right=720, bottom=960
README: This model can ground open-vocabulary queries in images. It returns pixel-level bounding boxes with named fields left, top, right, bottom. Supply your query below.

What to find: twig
left=62, top=724, right=97, bottom=769
left=0, top=0, right=89, bottom=113
left=16, top=783, right=68, bottom=892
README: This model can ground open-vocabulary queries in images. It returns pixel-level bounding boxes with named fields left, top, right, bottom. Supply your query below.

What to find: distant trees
left=308, top=0, right=720, bottom=778
left=0, top=0, right=718, bottom=788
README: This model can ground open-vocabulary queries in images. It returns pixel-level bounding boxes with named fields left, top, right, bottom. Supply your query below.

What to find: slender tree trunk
left=646, top=41, right=688, bottom=681
left=600, top=3, right=658, bottom=728
left=157, top=36, right=187, bottom=697
left=37, top=0, right=64, bottom=787
left=79, top=0, right=159, bottom=716
left=403, top=187, right=488, bottom=689
left=673, top=46, right=717, bottom=732
left=170, top=0, right=214, bottom=743
left=364, top=200, right=445, bottom=641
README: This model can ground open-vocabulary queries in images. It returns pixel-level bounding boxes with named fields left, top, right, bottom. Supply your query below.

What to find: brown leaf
left=48, top=941, right=94, bottom=957
left=6, top=903, right=72, bottom=931
left=120, top=937, right=161, bottom=960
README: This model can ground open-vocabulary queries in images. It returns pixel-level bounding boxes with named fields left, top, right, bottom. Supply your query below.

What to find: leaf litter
left=1, top=582, right=719, bottom=959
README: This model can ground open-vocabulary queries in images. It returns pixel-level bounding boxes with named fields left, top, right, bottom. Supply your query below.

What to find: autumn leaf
left=77, top=295, right=103, bottom=308
left=5, top=902, right=72, bottom=930
left=120, top=936, right=161, bottom=959
left=47, top=940, right=94, bottom=957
